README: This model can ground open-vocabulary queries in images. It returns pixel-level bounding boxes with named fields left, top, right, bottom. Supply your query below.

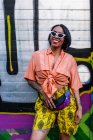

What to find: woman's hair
left=48, top=24, right=71, bottom=50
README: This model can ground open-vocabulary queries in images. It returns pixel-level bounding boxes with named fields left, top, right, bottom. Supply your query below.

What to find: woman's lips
left=52, top=38, right=60, bottom=44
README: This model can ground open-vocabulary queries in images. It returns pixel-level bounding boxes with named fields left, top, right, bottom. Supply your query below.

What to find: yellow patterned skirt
left=33, top=86, right=79, bottom=136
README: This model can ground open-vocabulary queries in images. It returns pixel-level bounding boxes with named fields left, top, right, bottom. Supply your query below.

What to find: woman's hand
left=40, top=89, right=56, bottom=110
left=75, top=104, right=82, bottom=124
left=27, top=80, right=56, bottom=110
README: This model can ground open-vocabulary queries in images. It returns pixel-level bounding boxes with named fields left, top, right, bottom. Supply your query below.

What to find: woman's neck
left=51, top=46, right=62, bottom=55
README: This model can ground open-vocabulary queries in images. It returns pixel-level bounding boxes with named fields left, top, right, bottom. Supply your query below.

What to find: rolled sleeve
left=70, top=59, right=83, bottom=93
left=24, top=53, right=36, bottom=81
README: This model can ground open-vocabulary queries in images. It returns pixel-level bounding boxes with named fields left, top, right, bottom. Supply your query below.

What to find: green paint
left=0, top=133, right=10, bottom=140
left=45, top=136, right=50, bottom=140
left=48, top=126, right=60, bottom=140
left=74, top=127, right=89, bottom=140
left=85, top=113, right=93, bottom=132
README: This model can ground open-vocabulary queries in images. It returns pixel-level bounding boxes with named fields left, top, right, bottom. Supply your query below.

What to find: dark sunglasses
left=50, top=31, right=66, bottom=38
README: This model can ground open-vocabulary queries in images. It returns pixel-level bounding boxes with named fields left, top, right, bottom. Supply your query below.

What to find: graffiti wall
left=0, top=0, right=92, bottom=139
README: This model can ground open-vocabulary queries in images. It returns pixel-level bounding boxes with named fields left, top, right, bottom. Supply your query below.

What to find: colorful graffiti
left=0, top=106, right=93, bottom=140
left=0, top=0, right=92, bottom=139
left=0, top=113, right=34, bottom=140
left=3, top=0, right=18, bottom=74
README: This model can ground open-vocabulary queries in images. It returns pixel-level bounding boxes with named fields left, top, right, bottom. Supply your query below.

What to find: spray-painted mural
left=0, top=0, right=93, bottom=139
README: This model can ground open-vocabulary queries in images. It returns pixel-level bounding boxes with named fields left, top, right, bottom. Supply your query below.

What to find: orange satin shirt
left=24, top=48, right=82, bottom=97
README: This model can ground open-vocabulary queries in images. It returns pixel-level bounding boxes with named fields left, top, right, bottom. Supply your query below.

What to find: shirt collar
left=46, top=48, right=53, bottom=55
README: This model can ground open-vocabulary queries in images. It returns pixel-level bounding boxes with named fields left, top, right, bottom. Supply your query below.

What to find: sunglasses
left=50, top=31, right=66, bottom=38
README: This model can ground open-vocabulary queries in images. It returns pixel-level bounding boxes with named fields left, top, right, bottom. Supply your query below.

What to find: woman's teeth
left=53, top=40, right=60, bottom=43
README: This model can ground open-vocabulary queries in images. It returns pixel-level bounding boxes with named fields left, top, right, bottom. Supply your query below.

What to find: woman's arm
left=28, top=80, right=42, bottom=93
left=74, top=90, right=82, bottom=108
left=74, top=90, right=82, bottom=124
left=27, top=80, right=56, bottom=109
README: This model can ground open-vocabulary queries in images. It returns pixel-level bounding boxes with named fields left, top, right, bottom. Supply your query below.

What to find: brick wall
left=0, top=0, right=90, bottom=103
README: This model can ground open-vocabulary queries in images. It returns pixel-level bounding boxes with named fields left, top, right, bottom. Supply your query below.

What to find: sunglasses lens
left=51, top=31, right=56, bottom=36
left=58, top=34, right=63, bottom=38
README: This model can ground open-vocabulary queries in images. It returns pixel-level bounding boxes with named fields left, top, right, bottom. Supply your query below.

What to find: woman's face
left=50, top=26, right=65, bottom=49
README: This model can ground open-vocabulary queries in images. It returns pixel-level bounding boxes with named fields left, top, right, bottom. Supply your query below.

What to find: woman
left=24, top=24, right=83, bottom=140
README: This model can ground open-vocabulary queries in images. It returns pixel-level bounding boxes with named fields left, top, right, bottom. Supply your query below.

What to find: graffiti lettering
left=3, top=0, right=18, bottom=74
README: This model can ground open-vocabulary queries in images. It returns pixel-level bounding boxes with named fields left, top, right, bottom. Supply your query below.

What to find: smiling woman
left=0, top=0, right=92, bottom=140
left=48, top=24, right=71, bottom=51
left=24, top=24, right=83, bottom=140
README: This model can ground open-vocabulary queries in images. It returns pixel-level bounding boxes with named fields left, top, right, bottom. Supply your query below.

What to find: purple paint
left=11, top=134, right=31, bottom=140
left=0, top=114, right=34, bottom=129
left=81, top=93, right=92, bottom=114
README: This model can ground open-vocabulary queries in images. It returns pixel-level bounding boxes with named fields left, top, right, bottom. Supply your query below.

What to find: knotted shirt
left=24, top=48, right=82, bottom=97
